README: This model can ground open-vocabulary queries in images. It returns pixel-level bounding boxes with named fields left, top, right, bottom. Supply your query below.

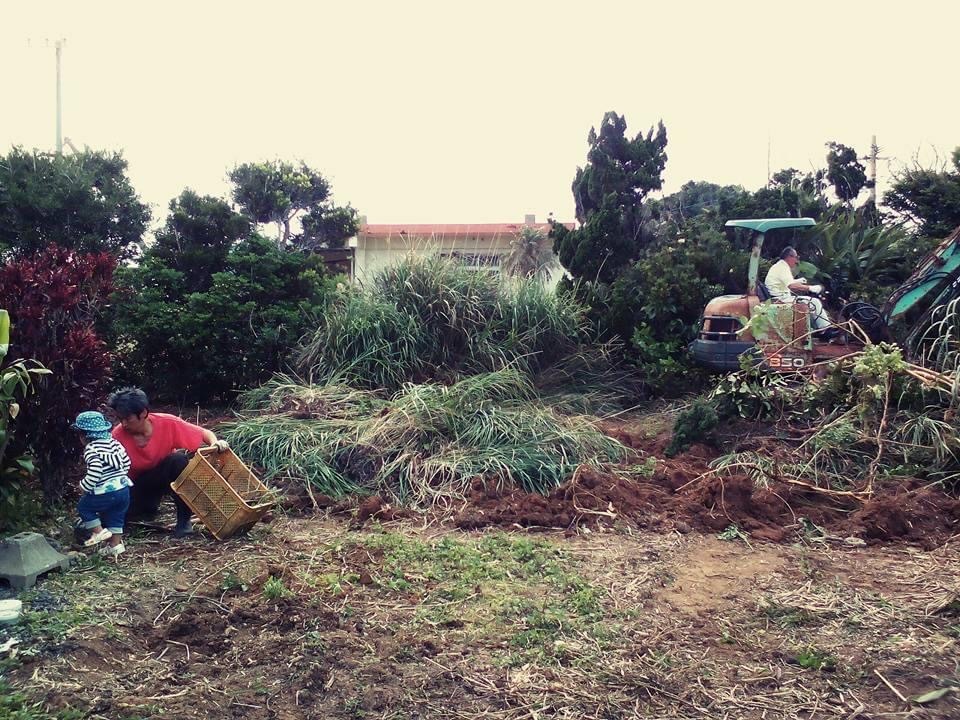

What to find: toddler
left=73, top=411, right=132, bottom=558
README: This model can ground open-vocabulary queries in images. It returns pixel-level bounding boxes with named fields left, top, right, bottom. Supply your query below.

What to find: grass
left=20, top=606, right=96, bottom=644
left=794, top=648, right=838, bottom=671
left=225, top=368, right=627, bottom=501
left=295, top=254, right=588, bottom=391
left=762, top=603, right=815, bottom=628
left=339, top=530, right=613, bottom=667
left=0, top=682, right=84, bottom=720
left=262, top=575, right=291, bottom=600
left=717, top=524, right=752, bottom=544
left=220, top=571, right=248, bottom=592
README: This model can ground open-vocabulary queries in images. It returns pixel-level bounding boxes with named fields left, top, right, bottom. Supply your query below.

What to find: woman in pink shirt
left=107, top=387, right=228, bottom=537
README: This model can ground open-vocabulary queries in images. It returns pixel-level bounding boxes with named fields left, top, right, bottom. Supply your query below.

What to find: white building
left=351, top=215, right=570, bottom=288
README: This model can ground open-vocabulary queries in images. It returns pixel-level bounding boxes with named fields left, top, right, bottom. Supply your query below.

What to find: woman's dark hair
left=107, top=386, right=150, bottom=417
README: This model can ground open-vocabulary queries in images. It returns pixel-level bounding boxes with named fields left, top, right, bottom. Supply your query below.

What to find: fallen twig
left=873, top=669, right=908, bottom=704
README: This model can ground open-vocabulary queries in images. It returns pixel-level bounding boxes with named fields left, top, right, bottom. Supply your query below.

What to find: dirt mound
left=454, top=454, right=960, bottom=547
left=835, top=484, right=960, bottom=548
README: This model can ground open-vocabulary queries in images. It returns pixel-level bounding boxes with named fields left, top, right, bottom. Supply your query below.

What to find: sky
left=1, top=1, right=958, bottom=229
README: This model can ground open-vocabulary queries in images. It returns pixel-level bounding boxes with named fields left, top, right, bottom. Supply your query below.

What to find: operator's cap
left=72, top=411, right=113, bottom=439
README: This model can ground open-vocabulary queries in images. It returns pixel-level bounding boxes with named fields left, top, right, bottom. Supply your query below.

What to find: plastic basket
left=171, top=447, right=274, bottom=540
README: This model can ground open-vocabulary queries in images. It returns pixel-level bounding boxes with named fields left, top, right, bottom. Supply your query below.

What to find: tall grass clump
left=295, top=293, right=427, bottom=389
left=374, top=254, right=502, bottom=369
left=294, top=254, right=589, bottom=389
left=918, top=295, right=960, bottom=381
left=471, top=279, right=586, bottom=375
left=222, top=368, right=627, bottom=502
left=533, top=340, right=647, bottom=414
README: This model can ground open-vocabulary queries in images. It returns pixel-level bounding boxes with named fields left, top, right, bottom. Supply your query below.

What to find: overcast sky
left=1, top=1, right=957, bottom=228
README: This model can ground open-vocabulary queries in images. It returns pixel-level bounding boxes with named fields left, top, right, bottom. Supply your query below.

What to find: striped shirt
left=81, top=438, right=133, bottom=495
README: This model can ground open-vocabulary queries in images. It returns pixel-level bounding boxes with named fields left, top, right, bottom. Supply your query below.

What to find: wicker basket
left=172, top=447, right=274, bottom=540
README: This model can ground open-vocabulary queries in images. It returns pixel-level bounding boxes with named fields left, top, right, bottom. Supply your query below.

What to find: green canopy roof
left=724, top=218, right=816, bottom=233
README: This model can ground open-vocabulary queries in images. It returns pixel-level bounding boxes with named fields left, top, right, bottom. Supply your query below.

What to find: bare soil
left=453, top=420, right=960, bottom=549
left=10, top=516, right=960, bottom=719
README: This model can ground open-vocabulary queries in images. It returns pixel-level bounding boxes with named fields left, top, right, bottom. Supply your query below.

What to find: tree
left=0, top=147, right=149, bottom=258
left=228, top=160, right=331, bottom=245
left=149, top=190, right=250, bottom=293
left=883, top=149, right=960, bottom=238
left=501, top=226, right=559, bottom=280
left=826, top=142, right=867, bottom=205
left=552, top=112, right=668, bottom=283
left=652, top=181, right=750, bottom=225
left=298, top=204, right=360, bottom=250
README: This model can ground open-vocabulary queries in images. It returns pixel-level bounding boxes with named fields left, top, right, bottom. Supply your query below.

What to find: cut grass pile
left=225, top=254, right=641, bottom=504
left=223, top=369, right=627, bottom=502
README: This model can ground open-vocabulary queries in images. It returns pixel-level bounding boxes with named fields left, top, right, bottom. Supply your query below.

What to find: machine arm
left=882, top=226, right=960, bottom=357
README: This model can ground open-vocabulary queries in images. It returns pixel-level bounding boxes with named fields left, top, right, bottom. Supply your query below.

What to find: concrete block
left=0, top=533, right=70, bottom=590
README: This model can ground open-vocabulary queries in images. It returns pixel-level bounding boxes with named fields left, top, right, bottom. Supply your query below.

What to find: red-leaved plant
left=0, top=246, right=116, bottom=498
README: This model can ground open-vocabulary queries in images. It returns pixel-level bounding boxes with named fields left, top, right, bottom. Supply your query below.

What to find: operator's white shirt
left=764, top=259, right=796, bottom=302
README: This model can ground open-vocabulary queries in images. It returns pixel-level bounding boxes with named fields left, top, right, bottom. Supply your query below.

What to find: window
left=442, top=251, right=502, bottom=271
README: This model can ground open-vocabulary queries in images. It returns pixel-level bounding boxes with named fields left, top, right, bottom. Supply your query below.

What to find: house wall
left=354, top=233, right=566, bottom=289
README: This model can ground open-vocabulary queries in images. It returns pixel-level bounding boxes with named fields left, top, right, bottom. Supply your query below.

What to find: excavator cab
left=690, top=218, right=822, bottom=370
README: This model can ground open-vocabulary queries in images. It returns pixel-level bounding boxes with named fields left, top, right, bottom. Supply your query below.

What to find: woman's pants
left=128, top=452, right=192, bottom=531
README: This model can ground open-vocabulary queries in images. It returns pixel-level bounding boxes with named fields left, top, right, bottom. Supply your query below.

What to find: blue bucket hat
left=73, top=411, right=113, bottom=440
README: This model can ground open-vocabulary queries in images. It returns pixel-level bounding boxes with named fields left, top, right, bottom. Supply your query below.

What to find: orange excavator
left=690, top=219, right=960, bottom=371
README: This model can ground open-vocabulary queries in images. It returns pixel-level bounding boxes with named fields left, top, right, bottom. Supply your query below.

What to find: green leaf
left=15, top=457, right=35, bottom=473
left=912, top=687, right=952, bottom=704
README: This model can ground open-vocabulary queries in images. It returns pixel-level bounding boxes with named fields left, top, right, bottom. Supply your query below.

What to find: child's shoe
left=82, top=528, right=112, bottom=547
left=99, top=543, right=125, bottom=558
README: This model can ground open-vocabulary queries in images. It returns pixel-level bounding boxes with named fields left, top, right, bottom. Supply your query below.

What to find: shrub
left=110, top=235, right=338, bottom=403
left=802, top=212, right=912, bottom=301
left=666, top=400, right=719, bottom=457
left=605, top=237, right=730, bottom=395
left=0, top=246, right=116, bottom=498
left=0, top=360, right=50, bottom=530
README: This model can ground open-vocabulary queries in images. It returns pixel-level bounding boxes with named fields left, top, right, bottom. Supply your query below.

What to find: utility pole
left=767, top=136, right=771, bottom=185
left=867, top=135, right=878, bottom=206
left=55, top=39, right=65, bottom=155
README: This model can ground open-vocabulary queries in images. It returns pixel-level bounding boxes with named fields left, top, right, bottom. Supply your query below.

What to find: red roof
left=359, top=222, right=569, bottom=237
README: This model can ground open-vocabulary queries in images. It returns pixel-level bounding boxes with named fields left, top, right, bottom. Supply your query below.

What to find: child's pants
left=78, top=486, right=130, bottom=535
